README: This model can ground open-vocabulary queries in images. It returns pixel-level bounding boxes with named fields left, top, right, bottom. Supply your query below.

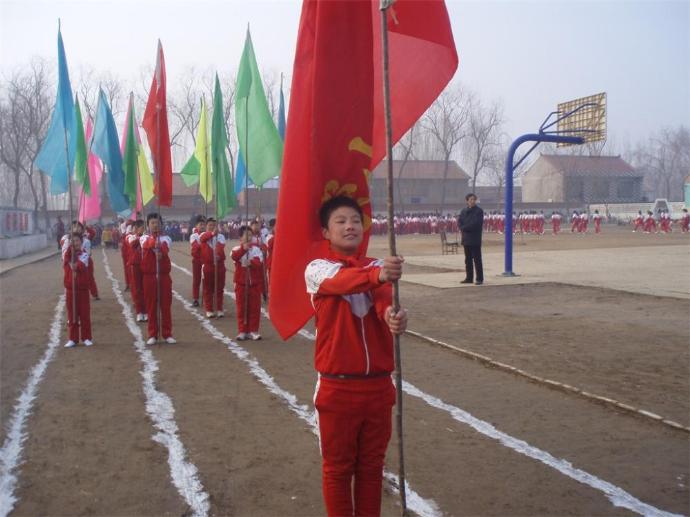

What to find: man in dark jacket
left=458, top=193, right=484, bottom=285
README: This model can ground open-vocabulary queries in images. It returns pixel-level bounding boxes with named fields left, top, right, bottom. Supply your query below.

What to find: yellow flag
left=197, top=99, right=212, bottom=202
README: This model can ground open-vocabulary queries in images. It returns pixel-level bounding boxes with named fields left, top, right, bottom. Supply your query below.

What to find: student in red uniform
left=305, top=196, right=407, bottom=517
left=679, top=208, right=689, bottom=233
left=200, top=217, right=227, bottom=318
left=189, top=215, right=206, bottom=307
left=63, top=232, right=93, bottom=348
left=230, top=225, right=264, bottom=340
left=84, top=224, right=100, bottom=300
left=140, top=213, right=176, bottom=345
left=127, top=219, right=147, bottom=322
left=593, top=209, right=602, bottom=234
left=632, top=210, right=644, bottom=232
left=265, top=218, right=276, bottom=285
left=643, top=210, right=657, bottom=233
left=121, top=221, right=133, bottom=291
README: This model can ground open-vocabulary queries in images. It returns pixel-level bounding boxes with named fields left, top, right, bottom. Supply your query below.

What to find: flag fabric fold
left=212, top=75, right=235, bottom=218
left=73, top=96, right=89, bottom=195
left=78, top=117, right=103, bottom=222
left=122, top=94, right=139, bottom=206
left=268, top=0, right=458, bottom=339
left=35, top=26, right=76, bottom=195
left=180, top=98, right=213, bottom=203
left=278, top=75, right=286, bottom=141
left=142, top=40, right=173, bottom=206
left=92, top=89, right=130, bottom=213
left=235, top=29, right=284, bottom=187
left=233, top=150, right=253, bottom=196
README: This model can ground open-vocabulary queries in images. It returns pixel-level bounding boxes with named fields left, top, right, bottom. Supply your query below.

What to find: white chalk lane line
left=0, top=295, right=65, bottom=517
left=170, top=259, right=683, bottom=517
left=169, top=286, right=441, bottom=517
left=102, top=249, right=210, bottom=517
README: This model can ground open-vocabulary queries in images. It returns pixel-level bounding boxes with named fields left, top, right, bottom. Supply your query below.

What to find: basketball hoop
left=549, top=92, right=607, bottom=146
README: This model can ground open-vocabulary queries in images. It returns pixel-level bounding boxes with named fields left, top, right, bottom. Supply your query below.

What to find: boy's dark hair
left=239, top=225, right=249, bottom=236
left=147, top=212, right=161, bottom=223
left=319, top=196, right=363, bottom=229
left=134, top=219, right=145, bottom=228
left=70, top=231, right=83, bottom=241
left=194, top=215, right=206, bottom=224
left=206, top=217, right=217, bottom=223
left=269, top=218, right=276, bottom=227
left=465, top=193, right=477, bottom=201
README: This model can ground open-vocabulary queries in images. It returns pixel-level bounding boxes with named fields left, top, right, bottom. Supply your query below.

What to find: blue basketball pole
left=503, top=133, right=584, bottom=276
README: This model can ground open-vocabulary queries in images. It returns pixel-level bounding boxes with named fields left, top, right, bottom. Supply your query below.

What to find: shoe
left=250, top=332, right=262, bottom=341
left=475, top=281, right=483, bottom=286
left=64, top=340, right=77, bottom=348
left=164, top=337, right=177, bottom=344
left=146, top=337, right=157, bottom=345
left=206, top=311, right=215, bottom=318
left=460, top=279, right=473, bottom=284
left=192, top=300, right=199, bottom=307
left=136, top=314, right=143, bottom=322
left=143, top=315, right=148, bottom=322
left=84, top=339, right=94, bottom=346
left=94, top=296, right=100, bottom=301
left=236, top=333, right=248, bottom=341
left=216, top=310, right=225, bottom=318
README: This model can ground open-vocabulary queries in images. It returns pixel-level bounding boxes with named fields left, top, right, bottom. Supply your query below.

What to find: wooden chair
left=440, top=230, right=459, bottom=255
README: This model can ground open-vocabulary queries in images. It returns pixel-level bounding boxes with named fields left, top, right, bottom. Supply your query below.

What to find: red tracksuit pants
left=552, top=221, right=561, bottom=234
left=234, top=282, right=261, bottom=333
left=66, top=288, right=92, bottom=342
left=203, top=265, right=226, bottom=312
left=130, top=264, right=146, bottom=315
left=142, top=273, right=173, bottom=339
left=121, top=245, right=130, bottom=287
left=314, top=376, right=396, bottom=517
left=192, top=260, right=202, bottom=301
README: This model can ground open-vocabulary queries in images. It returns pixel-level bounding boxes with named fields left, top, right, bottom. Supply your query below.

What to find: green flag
left=212, top=75, right=235, bottom=218
left=235, top=28, right=283, bottom=187
left=74, top=96, right=89, bottom=195
left=122, top=94, right=139, bottom=205
left=180, top=98, right=213, bottom=203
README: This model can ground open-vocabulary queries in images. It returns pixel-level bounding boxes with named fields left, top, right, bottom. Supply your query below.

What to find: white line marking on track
left=170, top=286, right=441, bottom=517
left=171, top=259, right=683, bottom=517
left=103, top=249, right=210, bottom=517
left=0, top=295, right=65, bottom=517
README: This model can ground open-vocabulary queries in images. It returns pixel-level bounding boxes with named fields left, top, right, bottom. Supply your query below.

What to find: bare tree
left=464, top=94, right=504, bottom=189
left=391, top=123, right=417, bottom=215
left=0, top=59, right=53, bottom=231
left=421, top=85, right=470, bottom=212
left=634, top=126, right=690, bottom=201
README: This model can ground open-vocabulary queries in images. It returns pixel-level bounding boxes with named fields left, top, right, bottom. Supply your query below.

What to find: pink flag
left=78, top=117, right=103, bottom=222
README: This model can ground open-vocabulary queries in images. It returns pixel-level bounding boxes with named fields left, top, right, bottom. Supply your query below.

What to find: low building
left=369, top=159, right=470, bottom=213
left=521, top=154, right=644, bottom=204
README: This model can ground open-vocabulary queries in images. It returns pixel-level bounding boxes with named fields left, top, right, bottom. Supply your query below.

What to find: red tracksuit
left=681, top=213, right=690, bottom=233
left=140, top=233, right=173, bottom=339
left=265, top=234, right=274, bottom=285
left=594, top=214, right=602, bottom=233
left=230, top=243, right=264, bottom=333
left=63, top=247, right=92, bottom=342
left=200, top=231, right=227, bottom=313
left=305, top=250, right=396, bottom=517
left=190, top=228, right=203, bottom=302
left=127, top=233, right=146, bottom=315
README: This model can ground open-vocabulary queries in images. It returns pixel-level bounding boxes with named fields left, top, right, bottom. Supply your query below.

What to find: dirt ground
left=1, top=226, right=688, bottom=516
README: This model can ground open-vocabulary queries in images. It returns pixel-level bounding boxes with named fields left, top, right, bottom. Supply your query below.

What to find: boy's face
left=322, top=206, right=363, bottom=255
left=195, top=221, right=205, bottom=231
left=71, top=235, right=82, bottom=249
left=148, top=218, right=160, bottom=233
left=136, top=225, right=145, bottom=236
left=466, top=196, right=477, bottom=208
left=250, top=222, right=260, bottom=234
left=206, top=221, right=217, bottom=233
left=241, top=229, right=252, bottom=244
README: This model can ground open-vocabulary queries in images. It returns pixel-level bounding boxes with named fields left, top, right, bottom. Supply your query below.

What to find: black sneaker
left=475, top=281, right=483, bottom=285
left=460, top=279, right=473, bottom=284
left=192, top=300, right=199, bottom=307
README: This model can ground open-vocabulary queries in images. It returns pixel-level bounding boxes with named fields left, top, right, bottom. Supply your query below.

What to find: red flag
left=142, top=40, right=173, bottom=207
left=269, top=0, right=458, bottom=339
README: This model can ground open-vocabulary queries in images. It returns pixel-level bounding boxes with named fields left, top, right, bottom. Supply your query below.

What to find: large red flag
left=269, top=0, right=458, bottom=339
left=142, top=40, right=173, bottom=207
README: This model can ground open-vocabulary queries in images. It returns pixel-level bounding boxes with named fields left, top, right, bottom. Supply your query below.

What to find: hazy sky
left=1, top=0, right=688, bottom=151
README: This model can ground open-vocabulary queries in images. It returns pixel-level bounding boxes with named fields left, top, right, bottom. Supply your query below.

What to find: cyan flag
left=234, top=150, right=254, bottom=195
left=35, top=26, right=76, bottom=195
left=91, top=89, right=130, bottom=213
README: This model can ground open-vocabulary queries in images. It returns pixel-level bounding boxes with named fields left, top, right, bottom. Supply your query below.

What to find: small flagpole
left=63, top=110, right=78, bottom=336
left=380, top=2, right=407, bottom=514
left=202, top=95, right=208, bottom=221
left=155, top=50, right=162, bottom=343
left=212, top=93, right=218, bottom=316
left=243, top=93, right=250, bottom=327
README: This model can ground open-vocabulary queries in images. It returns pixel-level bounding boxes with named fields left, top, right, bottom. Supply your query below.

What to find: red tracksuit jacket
left=199, top=231, right=226, bottom=269
left=190, top=228, right=202, bottom=262
left=230, top=244, right=264, bottom=286
left=63, top=247, right=91, bottom=289
left=305, top=250, right=393, bottom=376
left=139, top=234, right=172, bottom=274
